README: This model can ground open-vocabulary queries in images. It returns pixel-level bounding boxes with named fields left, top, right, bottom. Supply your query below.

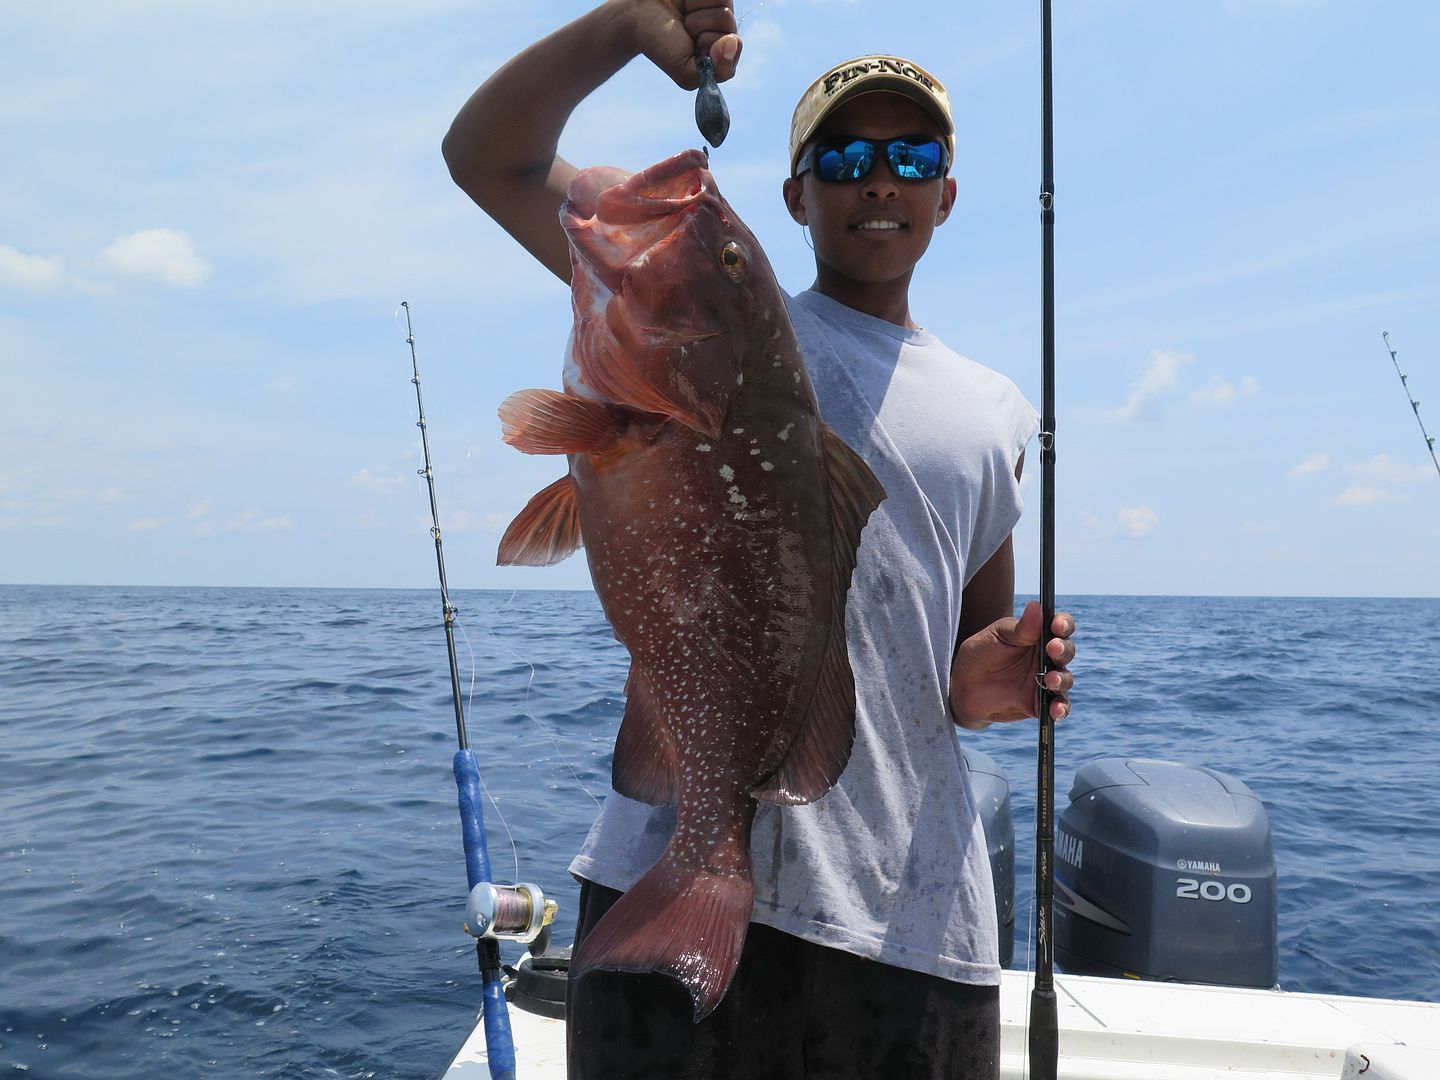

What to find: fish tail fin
left=572, top=855, right=752, bottom=1021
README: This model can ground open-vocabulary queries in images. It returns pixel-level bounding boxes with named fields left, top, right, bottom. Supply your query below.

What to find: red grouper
left=495, top=148, right=886, bottom=1020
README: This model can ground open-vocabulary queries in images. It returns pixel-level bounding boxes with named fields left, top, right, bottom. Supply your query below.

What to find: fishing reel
left=463, top=881, right=557, bottom=945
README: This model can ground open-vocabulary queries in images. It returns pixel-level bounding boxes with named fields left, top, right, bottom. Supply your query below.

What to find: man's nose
left=861, top=171, right=900, bottom=200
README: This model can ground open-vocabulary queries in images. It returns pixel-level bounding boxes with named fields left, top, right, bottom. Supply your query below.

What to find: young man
left=444, top=3, right=1076, bottom=1077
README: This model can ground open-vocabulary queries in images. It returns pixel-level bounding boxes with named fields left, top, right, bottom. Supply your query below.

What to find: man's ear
left=935, top=176, right=958, bottom=226
left=782, top=177, right=808, bottom=225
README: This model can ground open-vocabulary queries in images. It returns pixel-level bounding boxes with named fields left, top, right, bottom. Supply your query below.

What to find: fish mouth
left=564, top=150, right=713, bottom=286
left=567, top=149, right=711, bottom=223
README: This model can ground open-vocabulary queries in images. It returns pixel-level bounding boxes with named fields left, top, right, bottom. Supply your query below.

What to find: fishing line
left=453, top=614, right=523, bottom=887
left=394, top=303, right=603, bottom=822
left=736, top=1, right=770, bottom=31
left=474, top=593, right=605, bottom=811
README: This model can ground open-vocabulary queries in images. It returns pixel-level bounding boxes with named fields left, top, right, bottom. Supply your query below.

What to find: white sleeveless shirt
left=570, top=289, right=1039, bottom=985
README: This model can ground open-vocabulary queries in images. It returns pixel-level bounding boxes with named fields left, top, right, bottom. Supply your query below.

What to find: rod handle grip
left=453, top=749, right=493, bottom=891
left=481, top=972, right=517, bottom=1080
left=1028, top=986, right=1059, bottom=1080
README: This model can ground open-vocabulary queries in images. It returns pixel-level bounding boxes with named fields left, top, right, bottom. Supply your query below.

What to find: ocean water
left=2, top=586, right=1438, bottom=1078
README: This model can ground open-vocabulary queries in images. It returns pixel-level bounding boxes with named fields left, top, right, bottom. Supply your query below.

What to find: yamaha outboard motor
left=961, top=746, right=1015, bottom=968
left=1054, top=757, right=1277, bottom=987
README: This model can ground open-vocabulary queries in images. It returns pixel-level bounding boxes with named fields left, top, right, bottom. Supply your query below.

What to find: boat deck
left=445, top=969, right=1440, bottom=1079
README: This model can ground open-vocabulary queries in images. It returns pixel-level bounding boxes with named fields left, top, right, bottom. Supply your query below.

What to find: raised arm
left=442, top=0, right=741, bottom=283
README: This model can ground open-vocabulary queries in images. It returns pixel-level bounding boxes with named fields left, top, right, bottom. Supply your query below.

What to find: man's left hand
left=951, top=600, right=1075, bottom=730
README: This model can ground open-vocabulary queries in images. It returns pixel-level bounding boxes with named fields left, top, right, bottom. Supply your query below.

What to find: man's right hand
left=444, top=0, right=743, bottom=283
left=624, top=0, right=742, bottom=90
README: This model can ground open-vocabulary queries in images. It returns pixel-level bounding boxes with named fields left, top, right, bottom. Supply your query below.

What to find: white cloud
left=1115, top=505, right=1160, bottom=538
left=1333, top=485, right=1406, bottom=507
left=187, top=499, right=214, bottom=520
left=1345, top=453, right=1434, bottom=486
left=1086, top=506, right=1160, bottom=538
left=1103, top=350, right=1193, bottom=422
left=351, top=467, right=409, bottom=490
left=100, top=228, right=212, bottom=288
left=1190, top=374, right=1260, bottom=407
left=100, top=486, right=128, bottom=504
left=1289, top=452, right=1330, bottom=477
left=128, top=517, right=164, bottom=531
left=0, top=245, right=65, bottom=289
left=223, top=510, right=295, bottom=532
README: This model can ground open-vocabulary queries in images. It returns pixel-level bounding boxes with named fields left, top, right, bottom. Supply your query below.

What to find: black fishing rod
left=402, top=302, right=554, bottom=1080
left=1381, top=332, right=1440, bottom=481
left=1028, top=0, right=1060, bottom=1077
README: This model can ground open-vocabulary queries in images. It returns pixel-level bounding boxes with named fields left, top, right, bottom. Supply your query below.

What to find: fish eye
left=720, top=241, right=747, bottom=280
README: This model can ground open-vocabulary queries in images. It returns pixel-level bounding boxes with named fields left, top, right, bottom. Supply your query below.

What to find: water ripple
left=0, top=587, right=1437, bottom=1078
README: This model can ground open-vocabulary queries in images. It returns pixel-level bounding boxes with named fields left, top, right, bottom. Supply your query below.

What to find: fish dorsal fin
left=753, top=425, right=885, bottom=805
left=496, top=474, right=583, bottom=567
left=611, top=665, right=678, bottom=806
left=498, top=388, right=620, bottom=456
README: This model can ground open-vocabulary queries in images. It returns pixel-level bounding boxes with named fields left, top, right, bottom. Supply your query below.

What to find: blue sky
left=4, top=0, right=1438, bottom=595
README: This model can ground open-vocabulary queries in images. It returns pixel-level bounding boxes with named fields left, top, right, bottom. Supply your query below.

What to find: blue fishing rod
left=402, top=302, right=556, bottom=1080
left=1029, top=0, right=1060, bottom=1077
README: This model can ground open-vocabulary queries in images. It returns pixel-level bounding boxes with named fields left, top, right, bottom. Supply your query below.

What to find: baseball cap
left=788, top=56, right=955, bottom=176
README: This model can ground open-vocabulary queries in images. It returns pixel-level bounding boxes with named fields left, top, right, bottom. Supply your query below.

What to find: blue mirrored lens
left=816, top=140, right=876, bottom=182
left=887, top=138, right=945, bottom=180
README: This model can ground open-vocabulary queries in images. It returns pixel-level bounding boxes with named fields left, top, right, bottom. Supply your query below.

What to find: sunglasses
left=795, top=135, right=949, bottom=183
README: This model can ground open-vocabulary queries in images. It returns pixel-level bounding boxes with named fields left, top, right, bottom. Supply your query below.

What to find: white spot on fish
left=777, top=423, right=794, bottom=442
left=761, top=461, right=775, bottom=471
left=732, top=428, right=745, bottom=435
left=736, top=372, right=744, bottom=385
left=696, top=443, right=712, bottom=452
left=719, top=465, right=735, bottom=481
left=749, top=448, right=761, bottom=455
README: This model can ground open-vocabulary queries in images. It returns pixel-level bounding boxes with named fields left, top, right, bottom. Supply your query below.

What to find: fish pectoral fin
left=498, top=388, right=620, bottom=455
left=496, top=475, right=583, bottom=566
left=753, top=425, right=886, bottom=806
left=612, top=666, right=678, bottom=806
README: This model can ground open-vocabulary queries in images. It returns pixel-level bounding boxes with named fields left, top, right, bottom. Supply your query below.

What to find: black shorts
left=567, top=878, right=1000, bottom=1080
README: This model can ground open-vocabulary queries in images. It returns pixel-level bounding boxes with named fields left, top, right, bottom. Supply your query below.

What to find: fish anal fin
left=753, top=425, right=885, bottom=805
left=571, top=854, right=752, bottom=1022
left=498, top=389, right=619, bottom=456
left=612, top=666, right=678, bottom=806
left=496, top=475, right=582, bottom=567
